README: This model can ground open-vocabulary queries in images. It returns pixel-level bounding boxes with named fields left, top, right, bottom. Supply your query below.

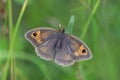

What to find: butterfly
left=24, top=26, right=92, bottom=66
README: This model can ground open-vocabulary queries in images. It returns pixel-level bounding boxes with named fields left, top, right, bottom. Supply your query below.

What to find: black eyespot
left=82, top=49, right=86, bottom=53
left=33, top=32, right=37, bottom=37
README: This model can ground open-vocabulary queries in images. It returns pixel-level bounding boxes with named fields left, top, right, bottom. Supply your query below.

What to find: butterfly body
left=54, top=32, right=65, bottom=51
left=25, top=27, right=92, bottom=66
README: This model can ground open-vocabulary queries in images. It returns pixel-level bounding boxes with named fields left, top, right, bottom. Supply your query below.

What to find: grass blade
left=80, top=0, right=100, bottom=39
left=66, top=15, right=75, bottom=34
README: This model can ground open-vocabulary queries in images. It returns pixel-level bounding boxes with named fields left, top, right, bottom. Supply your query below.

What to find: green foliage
left=0, top=0, right=120, bottom=80
left=66, top=15, right=75, bottom=34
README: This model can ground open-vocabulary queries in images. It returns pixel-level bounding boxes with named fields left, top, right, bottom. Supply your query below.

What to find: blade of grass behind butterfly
left=66, top=15, right=75, bottom=34
left=91, top=18, right=99, bottom=50
left=13, top=0, right=27, bottom=79
left=3, top=0, right=28, bottom=80
left=15, top=66, right=28, bottom=80
left=80, top=0, right=100, bottom=39
left=13, top=0, right=28, bottom=46
left=2, top=0, right=14, bottom=79
left=0, top=51, right=52, bottom=80
left=18, top=54, right=52, bottom=80
left=0, top=0, right=8, bottom=75
left=12, top=0, right=28, bottom=80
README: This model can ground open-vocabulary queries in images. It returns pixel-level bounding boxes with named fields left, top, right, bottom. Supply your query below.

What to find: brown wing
left=25, top=27, right=59, bottom=60
left=54, top=34, right=92, bottom=66
left=67, top=34, right=92, bottom=61
left=25, top=27, right=58, bottom=47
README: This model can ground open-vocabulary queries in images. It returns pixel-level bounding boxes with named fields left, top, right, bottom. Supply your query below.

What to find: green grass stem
left=13, top=0, right=28, bottom=44
left=3, top=0, right=28, bottom=80
left=0, top=52, right=52, bottom=80
left=66, top=15, right=75, bottom=34
left=3, top=0, right=13, bottom=79
left=80, top=0, right=100, bottom=39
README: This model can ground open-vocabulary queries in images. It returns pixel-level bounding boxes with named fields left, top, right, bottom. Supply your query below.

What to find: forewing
left=25, top=27, right=57, bottom=47
left=54, top=39, right=74, bottom=66
left=67, top=34, right=92, bottom=61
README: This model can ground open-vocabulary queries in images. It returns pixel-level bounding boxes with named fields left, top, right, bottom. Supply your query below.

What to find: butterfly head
left=57, top=24, right=65, bottom=33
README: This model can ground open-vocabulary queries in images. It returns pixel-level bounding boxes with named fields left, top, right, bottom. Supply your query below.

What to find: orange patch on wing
left=31, top=31, right=42, bottom=43
left=72, top=40, right=79, bottom=49
left=41, top=32, right=49, bottom=38
left=64, top=54, right=72, bottom=61
left=74, top=45, right=87, bottom=56
left=40, top=46, right=48, bottom=53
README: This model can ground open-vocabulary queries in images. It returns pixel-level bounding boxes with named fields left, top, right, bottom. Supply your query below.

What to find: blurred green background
left=0, top=0, right=120, bottom=80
